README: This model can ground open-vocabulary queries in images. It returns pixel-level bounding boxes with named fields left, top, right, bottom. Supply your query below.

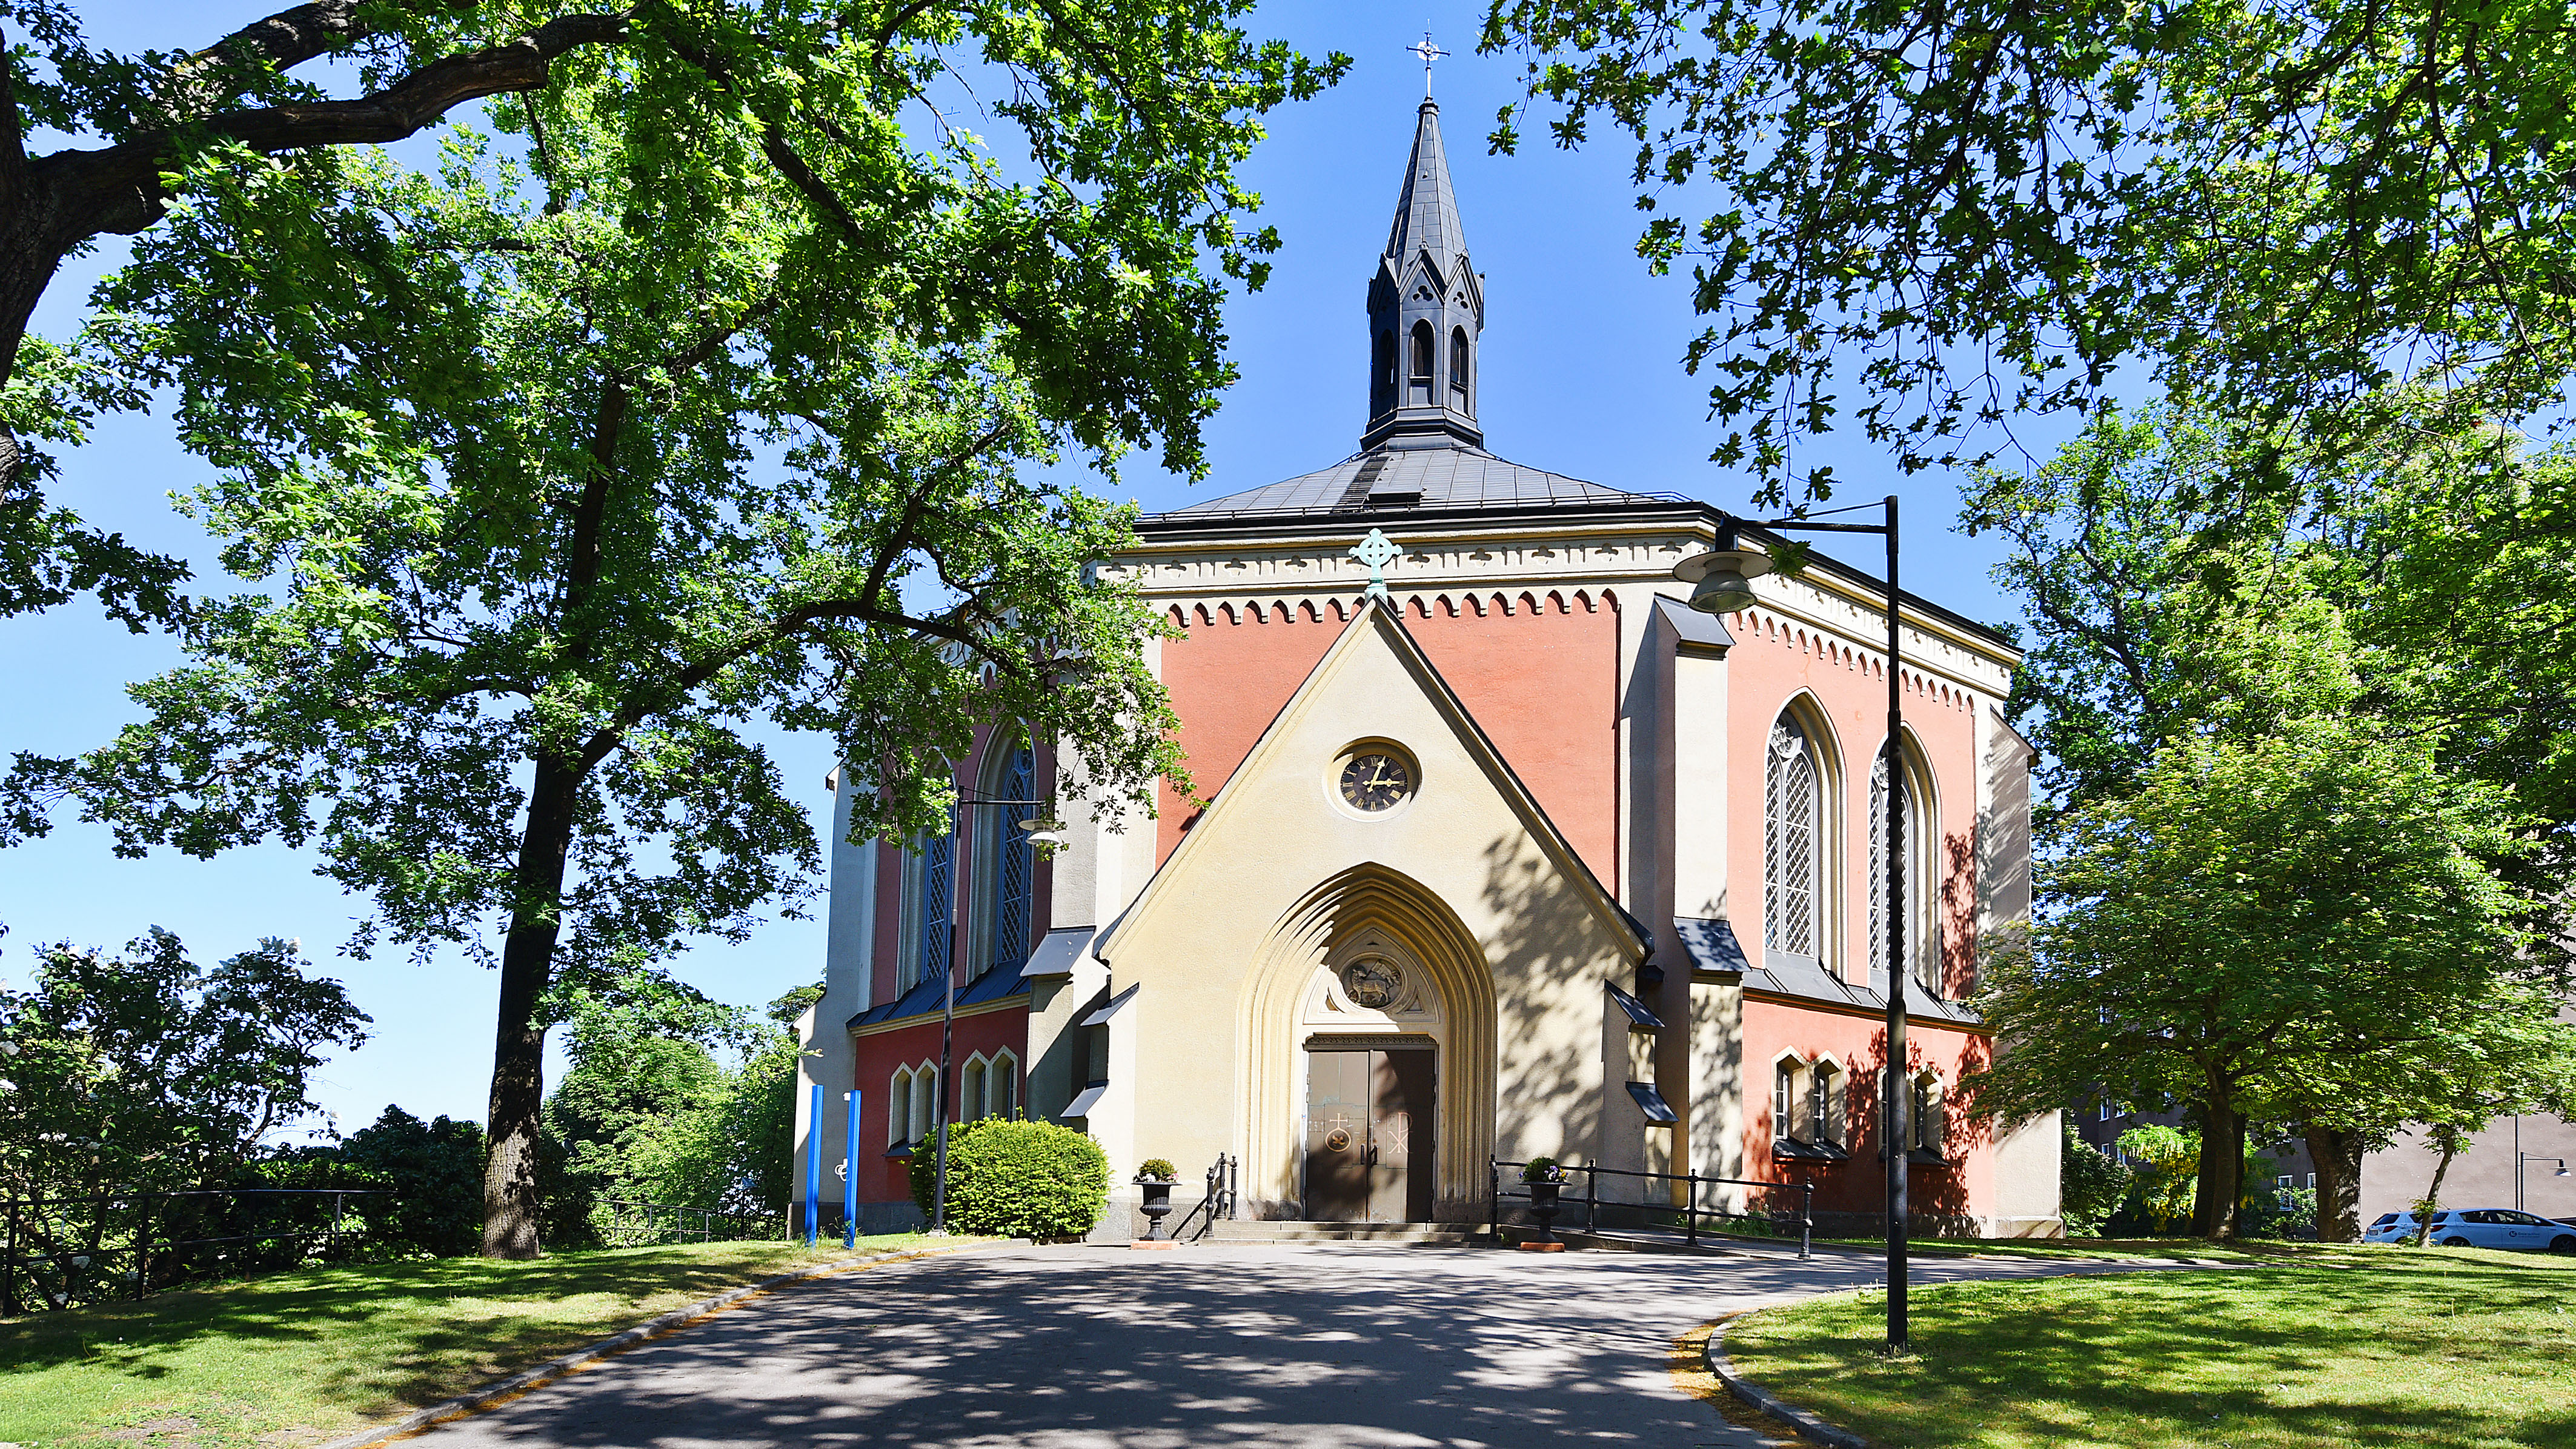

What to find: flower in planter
left=1519, top=1156, right=1564, bottom=1184
left=1136, top=1158, right=1179, bottom=1182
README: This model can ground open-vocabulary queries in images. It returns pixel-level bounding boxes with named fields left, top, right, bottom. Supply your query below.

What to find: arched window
left=980, top=741, right=1037, bottom=977
left=990, top=1049, right=1020, bottom=1119
left=1449, top=327, right=1470, bottom=404
left=910, top=1063, right=937, bottom=1146
left=1813, top=1061, right=1845, bottom=1148
left=1870, top=745, right=1939, bottom=996
left=960, top=1055, right=989, bottom=1122
left=1764, top=716, right=1821, bottom=959
left=1913, top=1073, right=1945, bottom=1155
left=905, top=816, right=955, bottom=994
left=889, top=1066, right=915, bottom=1147
left=1772, top=1059, right=1797, bottom=1143
left=1408, top=320, right=1435, bottom=404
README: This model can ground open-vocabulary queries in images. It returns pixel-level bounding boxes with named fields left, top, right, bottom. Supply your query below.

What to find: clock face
left=1338, top=752, right=1413, bottom=812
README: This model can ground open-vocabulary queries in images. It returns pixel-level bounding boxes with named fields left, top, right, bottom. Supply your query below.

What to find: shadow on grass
left=0, top=1239, right=923, bottom=1415
left=1733, top=1250, right=2576, bottom=1448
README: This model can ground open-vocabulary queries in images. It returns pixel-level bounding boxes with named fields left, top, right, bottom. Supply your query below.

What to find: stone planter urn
left=1527, top=1179, right=1563, bottom=1241
left=1135, top=1178, right=1177, bottom=1240
left=1519, top=1158, right=1567, bottom=1247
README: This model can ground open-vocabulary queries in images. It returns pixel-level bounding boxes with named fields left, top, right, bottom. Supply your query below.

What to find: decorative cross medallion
left=1350, top=528, right=1400, bottom=601
left=1407, top=32, right=1449, bottom=98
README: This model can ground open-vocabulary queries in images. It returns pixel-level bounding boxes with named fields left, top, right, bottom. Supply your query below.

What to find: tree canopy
left=5, top=3, right=1339, bottom=1256
left=1480, top=0, right=2576, bottom=502
left=0, top=927, right=370, bottom=1202
left=1964, top=404, right=2576, bottom=1239
left=0, top=1, right=1341, bottom=619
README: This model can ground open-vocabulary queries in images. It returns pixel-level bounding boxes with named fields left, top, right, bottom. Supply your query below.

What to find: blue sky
left=1, top=2, right=2058, bottom=1136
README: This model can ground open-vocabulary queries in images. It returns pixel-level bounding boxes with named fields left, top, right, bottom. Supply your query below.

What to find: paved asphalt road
left=403, top=1241, right=2146, bottom=1448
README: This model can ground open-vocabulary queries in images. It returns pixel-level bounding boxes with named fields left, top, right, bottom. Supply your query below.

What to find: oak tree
left=1481, top=0, right=2576, bottom=502
left=14, top=6, right=1334, bottom=1254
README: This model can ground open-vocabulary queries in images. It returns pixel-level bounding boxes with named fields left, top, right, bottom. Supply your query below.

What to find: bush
left=1137, top=1158, right=1178, bottom=1181
left=2242, top=1185, right=2320, bottom=1240
left=337, top=1107, right=486, bottom=1256
left=2060, top=1126, right=2133, bottom=1237
left=909, top=1119, right=1109, bottom=1241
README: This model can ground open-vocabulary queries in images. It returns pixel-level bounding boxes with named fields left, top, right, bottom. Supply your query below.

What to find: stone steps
left=1201, top=1219, right=1479, bottom=1245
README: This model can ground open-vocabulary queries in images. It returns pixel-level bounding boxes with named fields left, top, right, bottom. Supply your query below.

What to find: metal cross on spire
left=1350, top=528, right=1400, bottom=601
left=1407, top=32, right=1449, bottom=99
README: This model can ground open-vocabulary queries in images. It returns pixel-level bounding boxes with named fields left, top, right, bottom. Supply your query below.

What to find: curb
left=310, top=1241, right=1011, bottom=1449
left=1703, top=1312, right=1868, bottom=1449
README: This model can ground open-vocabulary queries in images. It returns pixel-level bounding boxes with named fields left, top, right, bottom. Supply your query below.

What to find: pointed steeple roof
left=1386, top=100, right=1467, bottom=274
left=1364, top=99, right=1484, bottom=451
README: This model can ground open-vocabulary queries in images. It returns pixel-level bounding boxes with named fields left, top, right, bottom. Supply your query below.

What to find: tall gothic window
left=1449, top=327, right=1470, bottom=404
left=1373, top=329, right=1396, bottom=411
left=1409, top=320, right=1435, bottom=404
left=909, top=814, right=955, bottom=994
left=983, top=742, right=1037, bottom=976
left=1764, top=716, right=1821, bottom=959
left=1869, top=748, right=1936, bottom=996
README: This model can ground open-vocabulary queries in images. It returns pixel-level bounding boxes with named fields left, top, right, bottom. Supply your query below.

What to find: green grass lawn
left=1724, top=1244, right=2576, bottom=1447
left=0, top=1236, right=934, bottom=1448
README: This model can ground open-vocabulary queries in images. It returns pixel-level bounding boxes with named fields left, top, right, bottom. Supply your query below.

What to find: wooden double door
left=1303, top=1046, right=1435, bottom=1222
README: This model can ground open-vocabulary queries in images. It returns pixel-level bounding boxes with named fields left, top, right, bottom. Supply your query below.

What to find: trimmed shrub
left=910, top=1119, right=1109, bottom=1241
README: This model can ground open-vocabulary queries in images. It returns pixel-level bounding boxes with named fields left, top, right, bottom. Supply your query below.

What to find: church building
left=794, top=95, right=2061, bottom=1240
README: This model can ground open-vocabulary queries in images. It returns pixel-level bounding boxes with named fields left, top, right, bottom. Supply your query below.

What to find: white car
left=2366, top=1208, right=2576, bottom=1253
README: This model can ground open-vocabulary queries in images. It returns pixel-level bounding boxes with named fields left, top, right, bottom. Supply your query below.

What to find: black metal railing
left=4, top=1187, right=386, bottom=1314
left=1172, top=1153, right=1238, bottom=1242
left=1488, top=1160, right=1814, bottom=1259
left=592, top=1199, right=786, bottom=1248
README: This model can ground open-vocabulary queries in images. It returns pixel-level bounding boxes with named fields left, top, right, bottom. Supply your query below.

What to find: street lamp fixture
left=1675, top=495, right=1911, bottom=1354
left=1671, top=544, right=1774, bottom=616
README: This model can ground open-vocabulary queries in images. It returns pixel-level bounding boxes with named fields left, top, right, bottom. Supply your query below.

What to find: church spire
left=1364, top=95, right=1484, bottom=450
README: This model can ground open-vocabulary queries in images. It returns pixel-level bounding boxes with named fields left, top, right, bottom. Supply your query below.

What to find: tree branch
left=28, top=11, right=636, bottom=245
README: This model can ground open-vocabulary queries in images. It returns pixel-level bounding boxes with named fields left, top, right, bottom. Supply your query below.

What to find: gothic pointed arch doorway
left=1241, top=864, right=1496, bottom=1223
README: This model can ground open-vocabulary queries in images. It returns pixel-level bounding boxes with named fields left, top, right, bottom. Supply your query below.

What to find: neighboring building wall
left=2363, top=1114, right=2576, bottom=1225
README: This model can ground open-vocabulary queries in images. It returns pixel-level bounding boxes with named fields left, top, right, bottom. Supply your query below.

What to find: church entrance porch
left=1303, top=1043, right=1436, bottom=1222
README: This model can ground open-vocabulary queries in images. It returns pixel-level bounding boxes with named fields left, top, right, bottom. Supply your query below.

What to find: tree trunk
left=2305, top=1122, right=2365, bottom=1243
left=2409, top=1124, right=2463, bottom=1248
left=2191, top=1082, right=2245, bottom=1241
left=479, top=753, right=582, bottom=1259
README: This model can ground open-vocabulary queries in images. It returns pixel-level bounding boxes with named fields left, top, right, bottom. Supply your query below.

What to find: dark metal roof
left=1655, top=595, right=1736, bottom=651
left=1674, top=916, right=1982, bottom=1027
left=1387, top=99, right=1467, bottom=271
left=847, top=953, right=1032, bottom=1031
left=1149, top=440, right=1684, bottom=524
left=1627, top=1081, right=1680, bottom=1125
left=1607, top=981, right=1667, bottom=1030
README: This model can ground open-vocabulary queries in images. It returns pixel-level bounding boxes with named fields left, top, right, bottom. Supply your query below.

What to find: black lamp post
left=925, top=793, right=1063, bottom=1236
left=1675, top=495, right=1911, bottom=1354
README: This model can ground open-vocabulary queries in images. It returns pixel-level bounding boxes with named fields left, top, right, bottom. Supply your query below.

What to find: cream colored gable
left=1092, top=598, right=1647, bottom=1214
left=1100, top=596, right=1641, bottom=972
